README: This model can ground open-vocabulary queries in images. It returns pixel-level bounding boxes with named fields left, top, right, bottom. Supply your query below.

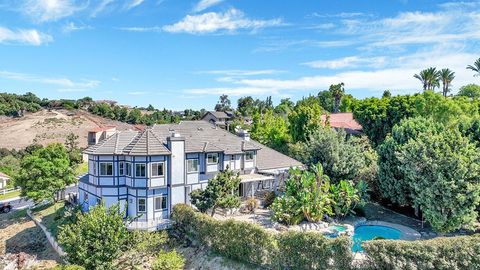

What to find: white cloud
left=183, top=49, right=479, bottom=97
left=62, top=22, right=91, bottom=33
left=22, top=0, right=87, bottom=22
left=193, top=0, right=224, bottom=12
left=310, top=12, right=366, bottom=18
left=255, top=39, right=353, bottom=52
left=0, top=26, right=52, bottom=45
left=302, top=56, right=387, bottom=69
left=200, top=69, right=284, bottom=76
left=0, top=70, right=99, bottom=89
left=163, top=8, right=283, bottom=34
left=91, top=0, right=114, bottom=17
left=118, top=26, right=163, bottom=32
left=126, top=0, right=145, bottom=10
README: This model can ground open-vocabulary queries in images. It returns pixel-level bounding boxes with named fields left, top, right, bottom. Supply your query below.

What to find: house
left=0, top=172, right=10, bottom=190
left=87, top=126, right=117, bottom=146
left=201, top=111, right=234, bottom=128
left=321, top=112, right=363, bottom=135
left=80, top=121, right=302, bottom=230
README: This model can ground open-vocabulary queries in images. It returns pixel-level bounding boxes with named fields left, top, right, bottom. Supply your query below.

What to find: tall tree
left=237, top=96, right=255, bottom=116
left=466, top=58, right=480, bottom=77
left=439, top=68, right=455, bottom=97
left=288, top=99, right=323, bottom=142
left=457, top=84, right=480, bottom=99
left=329, top=83, right=345, bottom=113
left=16, top=143, right=76, bottom=203
left=214, top=94, right=232, bottom=112
left=250, top=110, right=290, bottom=153
left=414, top=67, right=440, bottom=91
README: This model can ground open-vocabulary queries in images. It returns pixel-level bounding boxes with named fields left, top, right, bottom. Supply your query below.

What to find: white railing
left=1, top=187, right=20, bottom=196
left=126, top=219, right=173, bottom=231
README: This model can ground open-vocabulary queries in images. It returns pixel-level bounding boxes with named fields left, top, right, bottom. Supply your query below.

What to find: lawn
left=32, top=201, right=73, bottom=237
left=0, top=190, right=21, bottom=201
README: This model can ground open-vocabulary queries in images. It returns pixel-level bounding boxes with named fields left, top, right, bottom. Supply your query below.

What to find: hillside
left=0, top=109, right=138, bottom=150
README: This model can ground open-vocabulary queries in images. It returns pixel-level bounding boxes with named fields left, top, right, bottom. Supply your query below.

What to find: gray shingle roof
left=83, top=121, right=302, bottom=171
left=204, top=111, right=231, bottom=119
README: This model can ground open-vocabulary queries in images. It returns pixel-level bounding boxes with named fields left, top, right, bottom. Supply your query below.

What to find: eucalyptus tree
left=466, top=58, right=480, bottom=77
left=439, top=68, right=455, bottom=97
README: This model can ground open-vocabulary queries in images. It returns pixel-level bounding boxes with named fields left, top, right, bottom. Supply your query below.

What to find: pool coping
left=355, top=220, right=421, bottom=241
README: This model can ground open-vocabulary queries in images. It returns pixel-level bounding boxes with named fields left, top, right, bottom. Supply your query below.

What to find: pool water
left=352, top=225, right=401, bottom=252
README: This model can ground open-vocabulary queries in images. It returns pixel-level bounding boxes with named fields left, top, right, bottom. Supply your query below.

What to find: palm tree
left=414, top=67, right=440, bottom=91
left=467, top=58, right=480, bottom=77
left=439, top=68, right=455, bottom=97
left=329, top=82, right=345, bottom=113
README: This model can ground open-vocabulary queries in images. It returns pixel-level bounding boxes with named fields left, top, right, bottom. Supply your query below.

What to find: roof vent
left=171, top=132, right=181, bottom=138
left=238, top=129, right=250, bottom=141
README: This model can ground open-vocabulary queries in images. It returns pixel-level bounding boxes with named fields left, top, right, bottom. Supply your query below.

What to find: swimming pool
left=352, top=225, right=402, bottom=252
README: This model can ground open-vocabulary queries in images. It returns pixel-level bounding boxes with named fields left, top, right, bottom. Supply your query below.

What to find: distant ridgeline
left=0, top=92, right=205, bottom=125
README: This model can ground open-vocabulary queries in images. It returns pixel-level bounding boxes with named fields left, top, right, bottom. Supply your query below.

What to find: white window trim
left=125, top=162, right=132, bottom=177
left=119, top=162, right=125, bottom=176
left=207, top=153, right=219, bottom=164
left=137, top=198, right=146, bottom=213
left=135, top=163, right=146, bottom=178
left=186, top=159, right=199, bottom=173
left=154, top=195, right=167, bottom=211
left=245, top=151, right=254, bottom=161
left=151, top=162, right=165, bottom=177
left=99, top=162, right=114, bottom=176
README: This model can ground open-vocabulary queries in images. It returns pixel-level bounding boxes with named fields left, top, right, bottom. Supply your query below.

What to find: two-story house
left=79, top=121, right=302, bottom=230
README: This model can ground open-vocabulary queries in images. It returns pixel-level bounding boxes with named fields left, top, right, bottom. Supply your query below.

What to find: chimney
left=238, top=129, right=250, bottom=141
left=167, top=132, right=186, bottom=205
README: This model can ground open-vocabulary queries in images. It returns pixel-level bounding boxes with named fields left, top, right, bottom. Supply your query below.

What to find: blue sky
left=0, top=0, right=479, bottom=110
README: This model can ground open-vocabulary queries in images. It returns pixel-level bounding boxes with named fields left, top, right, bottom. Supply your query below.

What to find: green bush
left=171, top=204, right=352, bottom=269
left=152, top=250, right=185, bottom=270
left=276, top=231, right=353, bottom=270
left=363, top=235, right=480, bottom=270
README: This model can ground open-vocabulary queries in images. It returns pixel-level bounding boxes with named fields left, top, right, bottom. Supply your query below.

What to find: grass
left=32, top=201, right=72, bottom=237
left=0, top=189, right=21, bottom=201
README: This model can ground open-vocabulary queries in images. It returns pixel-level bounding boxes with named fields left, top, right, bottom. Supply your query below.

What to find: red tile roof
left=321, top=113, right=362, bottom=131
left=0, top=172, right=10, bottom=179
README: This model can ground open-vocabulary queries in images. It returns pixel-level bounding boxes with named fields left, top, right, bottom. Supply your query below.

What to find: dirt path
left=0, top=210, right=60, bottom=269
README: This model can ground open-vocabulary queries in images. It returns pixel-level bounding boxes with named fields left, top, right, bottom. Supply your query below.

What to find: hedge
left=363, top=234, right=480, bottom=270
left=171, top=204, right=352, bottom=270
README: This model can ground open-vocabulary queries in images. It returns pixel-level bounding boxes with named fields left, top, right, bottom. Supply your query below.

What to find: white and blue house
left=79, top=121, right=302, bottom=230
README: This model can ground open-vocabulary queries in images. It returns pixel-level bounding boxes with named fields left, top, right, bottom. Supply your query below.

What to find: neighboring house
left=201, top=111, right=234, bottom=128
left=87, top=126, right=117, bottom=146
left=0, top=172, right=10, bottom=190
left=321, top=113, right=363, bottom=135
left=80, top=121, right=302, bottom=230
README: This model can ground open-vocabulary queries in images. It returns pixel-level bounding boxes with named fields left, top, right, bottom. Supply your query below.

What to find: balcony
left=126, top=219, right=173, bottom=231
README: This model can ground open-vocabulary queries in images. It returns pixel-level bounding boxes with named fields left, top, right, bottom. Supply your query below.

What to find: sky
left=0, top=0, right=479, bottom=110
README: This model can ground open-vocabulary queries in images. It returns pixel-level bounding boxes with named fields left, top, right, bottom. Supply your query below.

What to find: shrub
left=245, top=197, right=259, bottom=213
left=50, top=266, right=85, bottom=270
left=171, top=204, right=352, bottom=269
left=276, top=231, right=353, bottom=270
left=263, top=191, right=276, bottom=208
left=152, top=250, right=185, bottom=270
left=363, top=235, right=480, bottom=270
left=270, top=195, right=303, bottom=225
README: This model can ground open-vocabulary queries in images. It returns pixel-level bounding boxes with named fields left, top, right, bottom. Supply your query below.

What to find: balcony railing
left=126, top=219, right=173, bottom=231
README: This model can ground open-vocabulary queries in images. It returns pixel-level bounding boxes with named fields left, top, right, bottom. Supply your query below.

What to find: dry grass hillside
left=0, top=109, right=138, bottom=150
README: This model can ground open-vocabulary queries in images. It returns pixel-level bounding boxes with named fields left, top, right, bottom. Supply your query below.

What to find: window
left=137, top=198, right=146, bottom=212
left=151, top=162, right=165, bottom=177
left=119, top=162, right=125, bottom=176
left=187, top=159, right=199, bottom=173
left=154, top=195, right=167, bottom=211
left=84, top=192, right=88, bottom=202
left=135, top=163, right=146, bottom=177
left=207, top=153, right=218, bottom=164
left=245, top=151, right=254, bottom=161
left=125, top=162, right=132, bottom=176
left=99, top=162, right=113, bottom=176
left=96, top=198, right=102, bottom=205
